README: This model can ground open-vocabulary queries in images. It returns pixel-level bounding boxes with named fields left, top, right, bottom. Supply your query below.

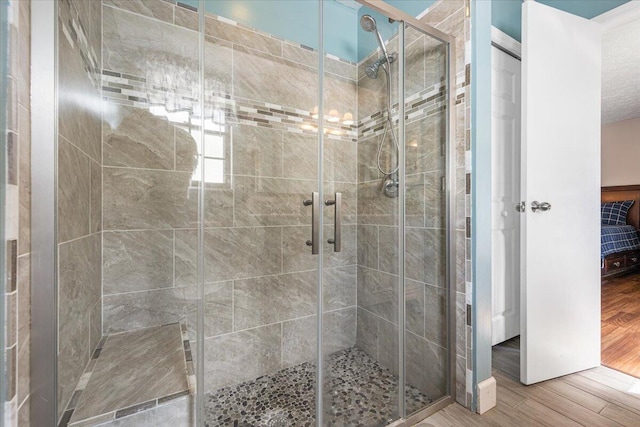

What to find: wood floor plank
left=513, top=399, right=582, bottom=427
left=539, top=379, right=609, bottom=413
left=562, top=374, right=640, bottom=416
left=600, top=403, right=640, bottom=427
left=601, top=273, right=640, bottom=378
left=494, top=371, right=622, bottom=427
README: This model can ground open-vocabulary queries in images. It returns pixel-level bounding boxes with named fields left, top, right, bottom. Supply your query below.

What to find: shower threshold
left=60, top=323, right=194, bottom=427
left=204, top=347, right=432, bottom=427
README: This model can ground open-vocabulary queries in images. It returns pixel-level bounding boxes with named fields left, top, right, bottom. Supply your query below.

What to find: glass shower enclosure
left=30, top=0, right=456, bottom=426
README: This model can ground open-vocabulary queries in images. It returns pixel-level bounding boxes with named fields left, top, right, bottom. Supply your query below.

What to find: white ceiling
left=602, top=18, right=640, bottom=124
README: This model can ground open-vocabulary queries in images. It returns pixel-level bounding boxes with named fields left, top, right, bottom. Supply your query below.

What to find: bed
left=601, top=185, right=640, bottom=277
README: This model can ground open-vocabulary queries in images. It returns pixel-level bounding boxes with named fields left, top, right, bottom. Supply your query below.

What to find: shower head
left=364, top=53, right=397, bottom=79
left=360, top=14, right=390, bottom=61
left=360, top=14, right=377, bottom=32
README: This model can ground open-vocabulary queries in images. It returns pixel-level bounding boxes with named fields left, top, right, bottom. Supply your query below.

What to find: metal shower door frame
left=354, top=1, right=458, bottom=424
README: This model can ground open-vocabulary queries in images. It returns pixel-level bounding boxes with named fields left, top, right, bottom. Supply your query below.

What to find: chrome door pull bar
left=303, top=192, right=320, bottom=254
left=325, top=192, right=342, bottom=252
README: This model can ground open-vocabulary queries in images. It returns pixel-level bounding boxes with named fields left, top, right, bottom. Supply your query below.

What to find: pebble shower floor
left=204, top=347, right=432, bottom=427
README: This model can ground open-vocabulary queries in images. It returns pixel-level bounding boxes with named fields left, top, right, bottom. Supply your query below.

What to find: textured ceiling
left=602, top=19, right=640, bottom=124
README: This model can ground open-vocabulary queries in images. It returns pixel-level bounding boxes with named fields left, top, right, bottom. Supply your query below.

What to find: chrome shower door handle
left=325, top=192, right=342, bottom=252
left=530, top=201, right=552, bottom=213
left=303, top=192, right=320, bottom=254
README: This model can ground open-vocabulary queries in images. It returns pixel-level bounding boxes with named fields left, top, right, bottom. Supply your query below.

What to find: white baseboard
left=477, top=376, right=497, bottom=415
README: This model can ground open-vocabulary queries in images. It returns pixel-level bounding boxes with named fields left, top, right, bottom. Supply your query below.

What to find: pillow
left=601, top=200, right=634, bottom=225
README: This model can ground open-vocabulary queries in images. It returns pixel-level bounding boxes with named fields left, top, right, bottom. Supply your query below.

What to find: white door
left=521, top=1, right=601, bottom=385
left=491, top=47, right=521, bottom=346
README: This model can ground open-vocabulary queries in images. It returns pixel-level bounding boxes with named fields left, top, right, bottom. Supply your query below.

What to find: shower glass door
left=201, top=2, right=321, bottom=425
left=321, top=3, right=403, bottom=425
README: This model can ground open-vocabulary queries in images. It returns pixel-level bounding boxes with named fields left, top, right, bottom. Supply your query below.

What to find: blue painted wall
left=189, top=1, right=435, bottom=63
left=492, top=0, right=630, bottom=41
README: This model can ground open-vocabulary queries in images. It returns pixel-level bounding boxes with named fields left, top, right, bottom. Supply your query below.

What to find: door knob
left=515, top=201, right=526, bottom=213
left=531, top=201, right=551, bottom=213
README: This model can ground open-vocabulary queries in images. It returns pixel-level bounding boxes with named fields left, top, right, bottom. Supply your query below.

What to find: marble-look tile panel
left=18, top=105, right=30, bottom=255
left=357, top=266, right=398, bottom=323
left=324, top=75, right=357, bottom=124
left=323, top=224, right=357, bottom=268
left=323, top=138, right=357, bottom=183
left=356, top=308, right=379, bottom=361
left=103, top=287, right=189, bottom=333
left=282, top=225, right=318, bottom=273
left=103, top=167, right=197, bottom=230
left=406, top=332, right=446, bottom=399
left=232, top=124, right=283, bottom=178
left=104, top=105, right=181, bottom=170
left=456, top=230, right=466, bottom=292
left=174, top=124, right=200, bottom=173
left=378, top=225, right=399, bottom=275
left=425, top=283, right=448, bottom=348
left=17, top=0, right=30, bottom=108
left=357, top=224, right=378, bottom=270
left=425, top=170, right=445, bottom=229
left=205, top=16, right=282, bottom=56
left=405, top=228, right=446, bottom=287
left=357, top=134, right=393, bottom=183
left=58, top=320, right=91, bottom=420
left=104, top=0, right=174, bottom=24
left=103, top=230, right=174, bottom=294
left=204, top=323, right=282, bottom=392
left=420, top=0, right=465, bottom=28
left=58, top=233, right=101, bottom=356
left=324, top=307, right=357, bottom=355
left=186, top=281, right=233, bottom=339
left=378, top=318, right=399, bottom=375
left=58, top=137, right=91, bottom=243
left=281, top=43, right=316, bottom=68
left=90, top=160, right=102, bottom=234
left=233, top=176, right=316, bottom=227
left=406, top=34, right=426, bottom=98
left=103, top=6, right=199, bottom=84
left=17, top=255, right=30, bottom=404
left=204, top=35, right=233, bottom=97
left=406, top=173, right=426, bottom=227
left=325, top=181, right=358, bottom=225
left=204, top=227, right=282, bottom=282
left=357, top=59, right=388, bottom=121
left=405, top=112, right=446, bottom=176
left=323, top=265, right=357, bottom=311
left=58, top=20, right=101, bottom=164
left=175, top=6, right=198, bottom=32
left=233, top=45, right=316, bottom=111
left=357, top=180, right=398, bottom=226
left=90, top=299, right=102, bottom=355
left=424, top=41, right=447, bottom=89
left=405, top=279, right=425, bottom=338
left=282, top=132, right=317, bottom=181
left=233, top=271, right=316, bottom=330
left=18, top=397, right=30, bottom=427
left=282, top=315, right=315, bottom=368
left=455, top=291, right=466, bottom=356
left=70, top=324, right=188, bottom=423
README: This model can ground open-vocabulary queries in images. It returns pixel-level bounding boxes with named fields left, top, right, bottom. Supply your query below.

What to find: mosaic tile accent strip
left=101, top=69, right=357, bottom=142
left=59, top=323, right=192, bottom=427
left=204, top=347, right=432, bottom=427
left=357, top=82, right=448, bottom=141
left=59, top=0, right=100, bottom=88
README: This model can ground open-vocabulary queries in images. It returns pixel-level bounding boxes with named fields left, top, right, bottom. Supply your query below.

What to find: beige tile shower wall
left=4, top=0, right=31, bottom=425
left=100, top=1, right=358, bottom=394
left=355, top=0, right=472, bottom=408
left=56, top=0, right=103, bottom=420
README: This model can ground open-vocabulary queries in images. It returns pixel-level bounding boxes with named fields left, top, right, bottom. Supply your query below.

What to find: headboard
left=602, top=185, right=640, bottom=230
